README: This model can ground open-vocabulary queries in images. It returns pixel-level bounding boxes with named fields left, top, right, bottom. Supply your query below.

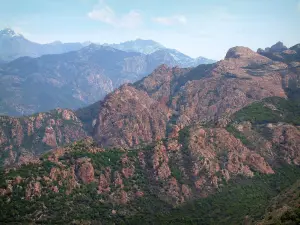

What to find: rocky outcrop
left=1, top=116, right=300, bottom=221
left=236, top=122, right=300, bottom=165
left=271, top=124, right=300, bottom=165
left=258, top=42, right=288, bottom=54
left=25, top=181, right=41, bottom=200
left=92, top=47, right=289, bottom=148
left=77, top=158, right=95, bottom=184
left=258, top=42, right=300, bottom=64
left=94, top=84, right=169, bottom=148
left=0, top=109, right=87, bottom=167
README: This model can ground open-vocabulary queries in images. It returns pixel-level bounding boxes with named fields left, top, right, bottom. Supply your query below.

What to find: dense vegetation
left=231, top=97, right=300, bottom=125
left=128, top=165, right=300, bottom=225
left=279, top=208, right=300, bottom=225
left=1, top=146, right=300, bottom=225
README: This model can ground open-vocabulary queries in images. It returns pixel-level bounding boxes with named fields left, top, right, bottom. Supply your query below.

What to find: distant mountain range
left=0, top=28, right=216, bottom=66
left=105, top=39, right=216, bottom=66
left=0, top=44, right=165, bottom=115
left=0, top=28, right=216, bottom=116
left=0, top=28, right=85, bottom=62
left=106, top=39, right=165, bottom=54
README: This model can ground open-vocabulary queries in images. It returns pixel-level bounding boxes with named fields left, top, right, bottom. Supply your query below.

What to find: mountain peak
left=155, top=64, right=171, bottom=71
left=257, top=41, right=288, bottom=54
left=269, top=41, right=288, bottom=52
left=225, top=46, right=258, bottom=59
left=0, top=28, right=23, bottom=38
left=108, top=39, right=165, bottom=54
left=133, top=38, right=162, bottom=44
left=49, top=40, right=63, bottom=45
left=82, top=43, right=118, bottom=52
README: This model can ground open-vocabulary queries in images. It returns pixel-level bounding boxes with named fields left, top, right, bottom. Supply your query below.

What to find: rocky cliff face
left=0, top=115, right=299, bottom=223
left=0, top=109, right=87, bottom=167
left=91, top=46, right=290, bottom=148
left=0, top=125, right=279, bottom=205
left=258, top=41, right=300, bottom=64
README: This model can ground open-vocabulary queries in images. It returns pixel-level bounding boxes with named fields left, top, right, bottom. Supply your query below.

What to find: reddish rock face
left=42, top=126, right=57, bottom=147
left=114, top=171, right=124, bottom=189
left=25, top=181, right=41, bottom=200
left=51, top=186, right=59, bottom=193
left=0, top=109, right=87, bottom=167
left=91, top=47, right=290, bottom=148
left=135, top=191, right=144, bottom=197
left=271, top=124, right=300, bottom=165
left=77, top=160, right=95, bottom=184
left=122, top=167, right=135, bottom=179
left=237, top=122, right=300, bottom=166
left=94, top=84, right=169, bottom=148
left=2, top=120, right=300, bottom=209
left=98, top=174, right=111, bottom=194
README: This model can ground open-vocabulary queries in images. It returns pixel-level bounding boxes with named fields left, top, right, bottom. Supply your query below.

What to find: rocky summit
left=1, top=42, right=300, bottom=224
left=91, top=46, right=289, bottom=149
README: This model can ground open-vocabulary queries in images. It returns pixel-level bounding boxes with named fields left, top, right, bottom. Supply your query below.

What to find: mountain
left=107, top=39, right=165, bottom=54
left=107, top=39, right=216, bottom=66
left=0, top=28, right=84, bottom=62
left=0, top=28, right=215, bottom=67
left=0, top=109, right=87, bottom=167
left=0, top=44, right=171, bottom=116
left=258, top=178, right=300, bottom=224
left=148, top=48, right=214, bottom=67
left=89, top=46, right=291, bottom=148
left=258, top=41, right=300, bottom=63
left=0, top=41, right=217, bottom=116
left=195, top=56, right=216, bottom=65
left=1, top=43, right=299, bottom=168
left=1, top=43, right=300, bottom=224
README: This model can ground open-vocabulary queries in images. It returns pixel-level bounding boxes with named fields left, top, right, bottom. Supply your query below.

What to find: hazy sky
left=0, top=0, right=299, bottom=59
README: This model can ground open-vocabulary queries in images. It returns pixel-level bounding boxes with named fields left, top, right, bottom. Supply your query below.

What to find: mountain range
left=106, top=39, right=216, bottom=66
left=0, top=28, right=215, bottom=116
left=0, top=28, right=215, bottom=66
left=0, top=40, right=300, bottom=224
left=0, top=28, right=85, bottom=62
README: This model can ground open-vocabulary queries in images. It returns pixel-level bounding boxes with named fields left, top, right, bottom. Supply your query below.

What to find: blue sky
left=0, top=0, right=299, bottom=59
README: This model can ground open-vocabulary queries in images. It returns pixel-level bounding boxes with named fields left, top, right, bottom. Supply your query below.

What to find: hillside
left=0, top=43, right=300, bottom=224
left=90, top=46, right=293, bottom=149
left=1, top=103, right=300, bottom=223
left=0, top=109, right=87, bottom=167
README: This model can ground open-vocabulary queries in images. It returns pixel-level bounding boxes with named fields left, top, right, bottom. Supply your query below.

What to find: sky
left=0, top=0, right=299, bottom=59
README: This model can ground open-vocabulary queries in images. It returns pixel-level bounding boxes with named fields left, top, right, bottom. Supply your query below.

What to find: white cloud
left=152, top=15, right=187, bottom=26
left=88, top=1, right=142, bottom=29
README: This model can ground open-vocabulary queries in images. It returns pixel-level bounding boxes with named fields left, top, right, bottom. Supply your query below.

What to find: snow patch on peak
left=0, top=28, right=23, bottom=38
